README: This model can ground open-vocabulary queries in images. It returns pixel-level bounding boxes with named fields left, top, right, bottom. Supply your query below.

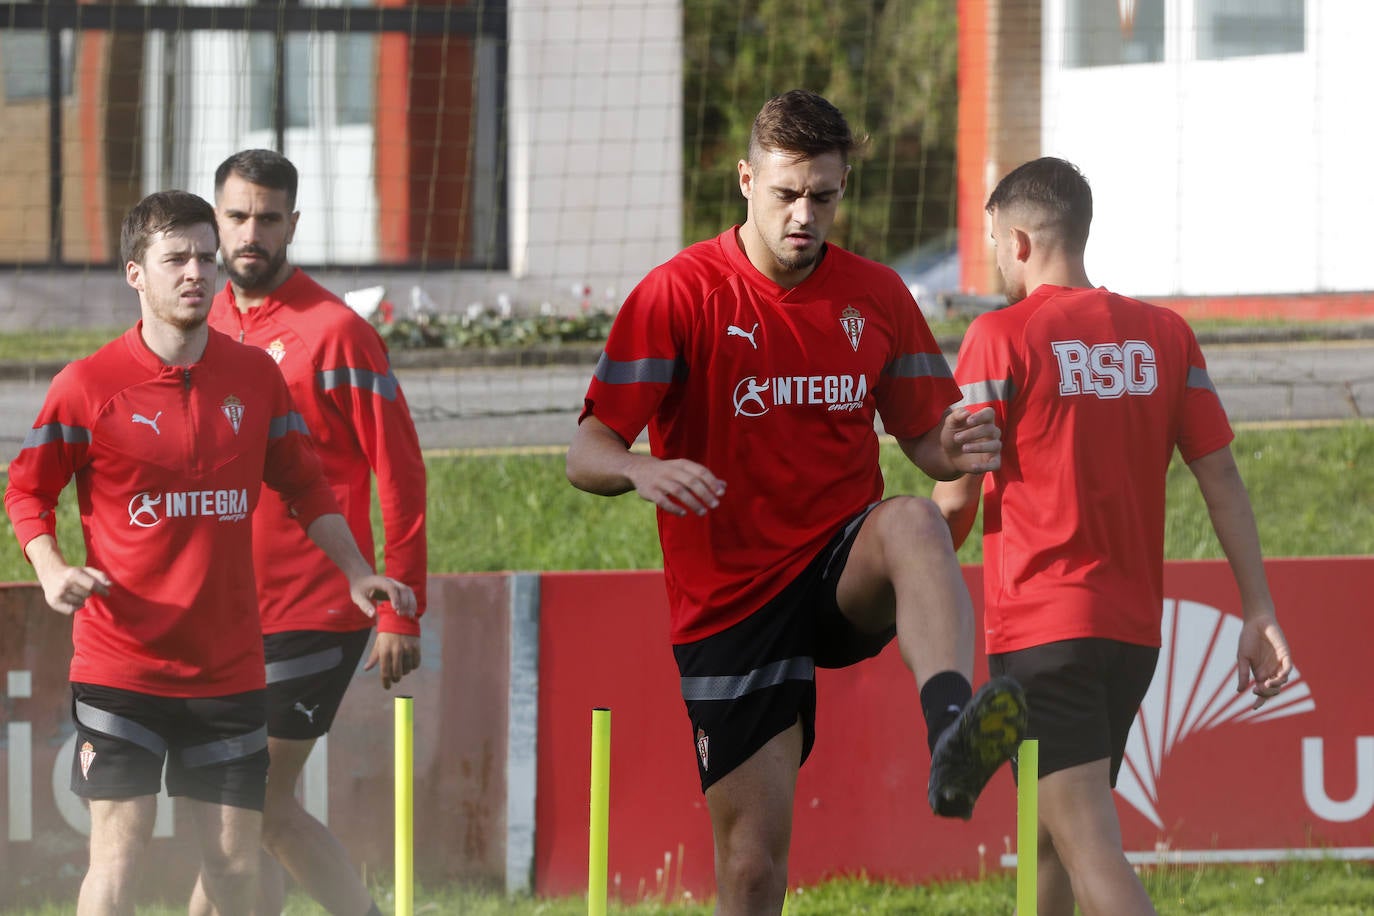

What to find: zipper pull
left=183, top=368, right=192, bottom=389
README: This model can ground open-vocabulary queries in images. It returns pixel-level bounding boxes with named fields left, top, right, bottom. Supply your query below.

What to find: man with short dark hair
left=194, top=149, right=427, bottom=916
left=567, top=90, right=1027, bottom=915
left=933, top=156, right=1294, bottom=916
left=4, top=190, right=414, bottom=916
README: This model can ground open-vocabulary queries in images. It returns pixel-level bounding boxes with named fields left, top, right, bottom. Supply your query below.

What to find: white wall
left=506, top=0, right=683, bottom=306
left=1042, top=0, right=1373, bottom=297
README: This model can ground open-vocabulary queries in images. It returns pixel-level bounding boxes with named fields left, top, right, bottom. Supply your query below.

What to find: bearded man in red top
left=196, top=149, right=428, bottom=916
left=567, top=90, right=1028, bottom=915
left=4, top=190, right=414, bottom=916
left=933, top=157, right=1294, bottom=916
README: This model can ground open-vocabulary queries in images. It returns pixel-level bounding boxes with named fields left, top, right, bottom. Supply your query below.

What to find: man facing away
left=191, top=149, right=428, bottom=916
left=566, top=89, right=1028, bottom=915
left=3, top=190, right=415, bottom=916
left=932, top=156, right=1293, bottom=916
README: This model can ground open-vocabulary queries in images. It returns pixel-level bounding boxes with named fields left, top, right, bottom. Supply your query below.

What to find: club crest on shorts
left=79, top=741, right=96, bottom=779
left=221, top=395, right=244, bottom=435
left=839, top=305, right=865, bottom=352
left=266, top=339, right=287, bottom=364
left=696, top=727, right=709, bottom=771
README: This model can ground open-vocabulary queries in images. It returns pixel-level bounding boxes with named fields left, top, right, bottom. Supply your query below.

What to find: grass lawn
left=10, top=858, right=1374, bottom=914
left=2, top=422, right=1372, bottom=580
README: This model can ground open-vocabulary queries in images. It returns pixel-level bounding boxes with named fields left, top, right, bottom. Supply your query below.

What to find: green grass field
left=11, top=858, right=1374, bottom=914
left=3, top=422, right=1373, bottom=580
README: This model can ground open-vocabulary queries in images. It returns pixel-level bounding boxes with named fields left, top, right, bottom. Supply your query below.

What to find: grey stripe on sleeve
left=883, top=352, right=954, bottom=380
left=318, top=366, right=400, bottom=401
left=180, top=726, right=269, bottom=768
left=959, top=378, right=1015, bottom=406
left=21, top=422, right=91, bottom=450
left=75, top=701, right=167, bottom=757
left=1187, top=366, right=1217, bottom=393
left=268, top=411, right=311, bottom=439
left=592, top=353, right=684, bottom=385
left=264, top=646, right=345, bottom=685
left=680, top=656, right=815, bottom=702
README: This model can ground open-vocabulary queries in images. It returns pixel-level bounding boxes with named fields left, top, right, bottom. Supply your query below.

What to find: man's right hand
left=38, top=564, right=112, bottom=615
left=627, top=457, right=727, bottom=517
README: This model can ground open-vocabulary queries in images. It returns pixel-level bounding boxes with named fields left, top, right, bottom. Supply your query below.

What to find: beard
left=224, top=245, right=288, bottom=293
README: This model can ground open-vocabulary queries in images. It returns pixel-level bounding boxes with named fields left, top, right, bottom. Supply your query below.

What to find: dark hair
left=214, top=148, right=299, bottom=209
left=748, top=89, right=863, bottom=164
left=120, top=190, right=218, bottom=266
left=985, top=157, right=1093, bottom=251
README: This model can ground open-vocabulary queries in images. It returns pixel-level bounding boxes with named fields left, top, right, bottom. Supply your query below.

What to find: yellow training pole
left=1016, top=739, right=1039, bottom=916
left=589, top=707, right=611, bottom=916
left=395, top=695, right=414, bottom=916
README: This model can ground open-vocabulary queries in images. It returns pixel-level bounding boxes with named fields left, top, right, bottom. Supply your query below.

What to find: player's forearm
left=931, top=478, right=981, bottom=550
left=305, top=512, right=376, bottom=584
left=566, top=417, right=641, bottom=496
left=1190, top=448, right=1276, bottom=619
left=22, top=533, right=67, bottom=580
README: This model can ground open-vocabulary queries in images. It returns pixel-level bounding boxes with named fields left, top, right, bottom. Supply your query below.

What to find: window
left=1197, top=0, right=1304, bottom=60
left=1065, top=0, right=1165, bottom=68
left=1, top=30, right=74, bottom=102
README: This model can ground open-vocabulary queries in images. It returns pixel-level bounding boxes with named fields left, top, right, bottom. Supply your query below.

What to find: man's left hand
left=365, top=632, right=422, bottom=689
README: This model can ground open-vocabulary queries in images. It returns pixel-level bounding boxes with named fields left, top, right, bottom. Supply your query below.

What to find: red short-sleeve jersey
left=209, top=269, right=427, bottom=637
left=953, top=285, right=1234, bottom=654
left=581, top=228, right=960, bottom=643
left=4, top=326, right=339, bottom=697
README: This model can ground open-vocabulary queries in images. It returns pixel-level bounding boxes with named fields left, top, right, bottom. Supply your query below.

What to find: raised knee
left=875, top=495, right=949, bottom=544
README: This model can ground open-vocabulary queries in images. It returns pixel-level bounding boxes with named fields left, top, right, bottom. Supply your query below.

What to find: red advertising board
left=534, top=558, right=1374, bottom=900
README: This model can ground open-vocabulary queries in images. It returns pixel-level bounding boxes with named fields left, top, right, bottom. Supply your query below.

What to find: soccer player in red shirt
left=193, top=150, right=427, bottom=916
left=932, top=157, right=1294, bottom=916
left=567, top=90, right=1028, bottom=914
left=4, top=190, right=415, bottom=916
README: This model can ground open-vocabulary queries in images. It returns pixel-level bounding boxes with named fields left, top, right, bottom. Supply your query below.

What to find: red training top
left=209, top=269, right=427, bottom=637
left=952, top=285, right=1234, bottom=654
left=4, top=326, right=340, bottom=696
left=581, top=228, right=960, bottom=643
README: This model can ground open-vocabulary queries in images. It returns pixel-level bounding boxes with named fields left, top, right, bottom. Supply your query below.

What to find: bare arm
left=1188, top=444, right=1293, bottom=707
left=931, top=474, right=984, bottom=551
left=23, top=534, right=111, bottom=615
left=566, top=415, right=725, bottom=517
left=305, top=513, right=417, bottom=620
left=897, top=405, right=1002, bottom=483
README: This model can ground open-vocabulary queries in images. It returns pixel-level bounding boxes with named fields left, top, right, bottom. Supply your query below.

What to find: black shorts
left=673, top=504, right=896, bottom=792
left=989, top=638, right=1159, bottom=785
left=70, top=683, right=269, bottom=811
left=263, top=628, right=373, bottom=740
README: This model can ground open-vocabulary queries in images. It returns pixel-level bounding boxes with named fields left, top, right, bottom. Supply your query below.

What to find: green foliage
left=683, top=0, right=958, bottom=261
left=373, top=308, right=617, bottom=352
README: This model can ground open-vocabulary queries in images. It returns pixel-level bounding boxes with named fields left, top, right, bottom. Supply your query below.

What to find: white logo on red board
left=696, top=728, right=709, bottom=771
left=221, top=395, right=244, bottom=435
left=79, top=741, right=96, bottom=779
left=1115, top=599, right=1313, bottom=829
left=839, top=305, right=865, bottom=352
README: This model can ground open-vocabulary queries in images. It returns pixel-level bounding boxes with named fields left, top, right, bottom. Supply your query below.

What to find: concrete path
left=2, top=339, right=1371, bottom=463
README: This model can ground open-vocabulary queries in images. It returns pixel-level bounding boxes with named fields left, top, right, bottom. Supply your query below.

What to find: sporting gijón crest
left=696, top=727, right=709, bottom=771
left=221, top=395, right=244, bottom=435
left=840, top=305, right=865, bottom=352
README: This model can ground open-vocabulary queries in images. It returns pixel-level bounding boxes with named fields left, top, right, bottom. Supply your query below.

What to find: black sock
left=920, top=670, right=973, bottom=752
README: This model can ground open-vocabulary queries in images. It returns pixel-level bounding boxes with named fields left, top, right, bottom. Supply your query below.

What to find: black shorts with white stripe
left=263, top=627, right=372, bottom=740
left=69, top=682, right=269, bottom=810
left=672, top=501, right=896, bottom=792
